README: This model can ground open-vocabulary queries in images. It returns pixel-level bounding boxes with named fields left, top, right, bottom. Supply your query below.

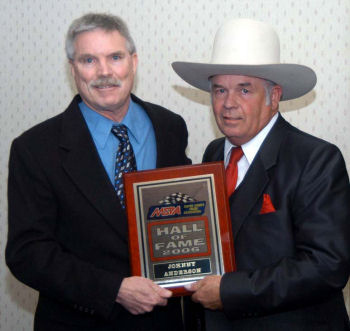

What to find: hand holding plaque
left=124, top=162, right=235, bottom=296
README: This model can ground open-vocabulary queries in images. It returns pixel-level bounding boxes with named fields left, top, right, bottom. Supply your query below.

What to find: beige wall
left=0, top=0, right=349, bottom=329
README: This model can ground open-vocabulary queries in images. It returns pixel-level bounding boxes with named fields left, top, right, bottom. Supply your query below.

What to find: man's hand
left=186, top=275, right=223, bottom=310
left=116, top=276, right=172, bottom=315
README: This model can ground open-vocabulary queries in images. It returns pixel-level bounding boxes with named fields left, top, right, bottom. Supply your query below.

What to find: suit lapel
left=230, top=156, right=269, bottom=237
left=131, top=94, right=168, bottom=168
left=59, top=96, right=127, bottom=236
left=212, top=116, right=288, bottom=238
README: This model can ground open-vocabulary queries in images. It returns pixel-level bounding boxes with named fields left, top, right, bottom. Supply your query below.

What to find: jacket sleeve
left=6, top=138, right=123, bottom=320
left=202, top=138, right=225, bottom=163
left=220, top=143, right=350, bottom=318
left=156, top=112, right=192, bottom=167
left=175, top=114, right=192, bottom=166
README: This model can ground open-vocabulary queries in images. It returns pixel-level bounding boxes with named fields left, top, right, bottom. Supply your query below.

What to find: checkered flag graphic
left=159, top=192, right=197, bottom=205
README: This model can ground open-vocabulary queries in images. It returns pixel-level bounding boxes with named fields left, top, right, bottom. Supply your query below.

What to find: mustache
left=89, top=77, right=122, bottom=88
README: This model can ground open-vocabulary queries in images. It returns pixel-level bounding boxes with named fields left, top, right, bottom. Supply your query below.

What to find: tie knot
left=228, top=146, right=243, bottom=165
left=111, top=124, right=129, bottom=142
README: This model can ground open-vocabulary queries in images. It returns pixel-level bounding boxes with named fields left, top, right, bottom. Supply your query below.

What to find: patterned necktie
left=111, top=125, right=136, bottom=208
left=225, top=146, right=244, bottom=197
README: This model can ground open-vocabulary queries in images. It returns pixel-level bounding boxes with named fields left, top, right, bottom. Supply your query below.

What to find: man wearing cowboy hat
left=173, top=19, right=350, bottom=330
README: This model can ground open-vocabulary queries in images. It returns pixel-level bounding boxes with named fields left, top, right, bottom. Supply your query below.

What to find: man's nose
left=97, top=60, right=112, bottom=76
left=224, top=91, right=239, bottom=109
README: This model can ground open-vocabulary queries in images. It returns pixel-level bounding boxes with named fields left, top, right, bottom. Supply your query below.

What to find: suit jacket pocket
left=234, top=210, right=295, bottom=270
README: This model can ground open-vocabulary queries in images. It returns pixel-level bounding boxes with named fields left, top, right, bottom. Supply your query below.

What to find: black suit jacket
left=199, top=115, right=350, bottom=330
left=6, top=94, right=191, bottom=330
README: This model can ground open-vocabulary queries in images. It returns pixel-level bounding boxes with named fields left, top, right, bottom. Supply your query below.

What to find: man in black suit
left=173, top=18, right=350, bottom=330
left=6, top=13, right=190, bottom=330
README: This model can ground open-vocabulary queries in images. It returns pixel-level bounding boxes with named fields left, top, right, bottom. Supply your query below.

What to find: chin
left=97, top=99, right=120, bottom=108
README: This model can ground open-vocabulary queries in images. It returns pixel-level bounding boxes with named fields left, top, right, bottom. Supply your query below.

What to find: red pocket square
left=260, top=194, right=276, bottom=214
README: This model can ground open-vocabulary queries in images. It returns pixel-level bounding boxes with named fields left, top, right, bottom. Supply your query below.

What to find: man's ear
left=271, top=85, right=283, bottom=111
left=69, top=60, right=75, bottom=78
left=131, top=52, right=138, bottom=75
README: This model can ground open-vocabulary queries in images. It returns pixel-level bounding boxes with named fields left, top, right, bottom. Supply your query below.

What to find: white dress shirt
left=224, top=113, right=279, bottom=189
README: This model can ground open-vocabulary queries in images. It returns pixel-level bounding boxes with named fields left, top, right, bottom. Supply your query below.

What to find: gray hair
left=263, top=79, right=277, bottom=106
left=65, top=13, right=136, bottom=60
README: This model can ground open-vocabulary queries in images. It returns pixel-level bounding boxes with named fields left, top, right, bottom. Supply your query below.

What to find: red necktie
left=225, top=147, right=244, bottom=197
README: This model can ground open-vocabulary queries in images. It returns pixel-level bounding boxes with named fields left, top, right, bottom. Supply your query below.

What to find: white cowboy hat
left=172, top=18, right=316, bottom=101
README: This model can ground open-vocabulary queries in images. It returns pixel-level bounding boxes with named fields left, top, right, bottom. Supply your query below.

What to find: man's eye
left=84, top=57, right=94, bottom=64
left=242, top=88, right=249, bottom=94
left=212, top=87, right=226, bottom=97
left=112, top=55, right=120, bottom=61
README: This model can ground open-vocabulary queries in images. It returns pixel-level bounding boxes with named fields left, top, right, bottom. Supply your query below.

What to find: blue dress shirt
left=80, top=98, right=157, bottom=184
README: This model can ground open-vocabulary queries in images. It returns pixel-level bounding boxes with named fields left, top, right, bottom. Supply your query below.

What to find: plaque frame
left=124, top=162, right=235, bottom=296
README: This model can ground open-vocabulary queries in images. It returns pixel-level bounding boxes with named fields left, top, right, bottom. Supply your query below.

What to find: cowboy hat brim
left=172, top=62, right=317, bottom=101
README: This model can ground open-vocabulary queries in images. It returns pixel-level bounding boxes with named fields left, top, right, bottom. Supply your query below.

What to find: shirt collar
left=79, top=97, right=139, bottom=147
left=224, top=112, right=279, bottom=165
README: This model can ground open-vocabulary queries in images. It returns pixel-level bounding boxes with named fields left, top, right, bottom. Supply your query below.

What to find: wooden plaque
left=123, top=162, right=235, bottom=296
